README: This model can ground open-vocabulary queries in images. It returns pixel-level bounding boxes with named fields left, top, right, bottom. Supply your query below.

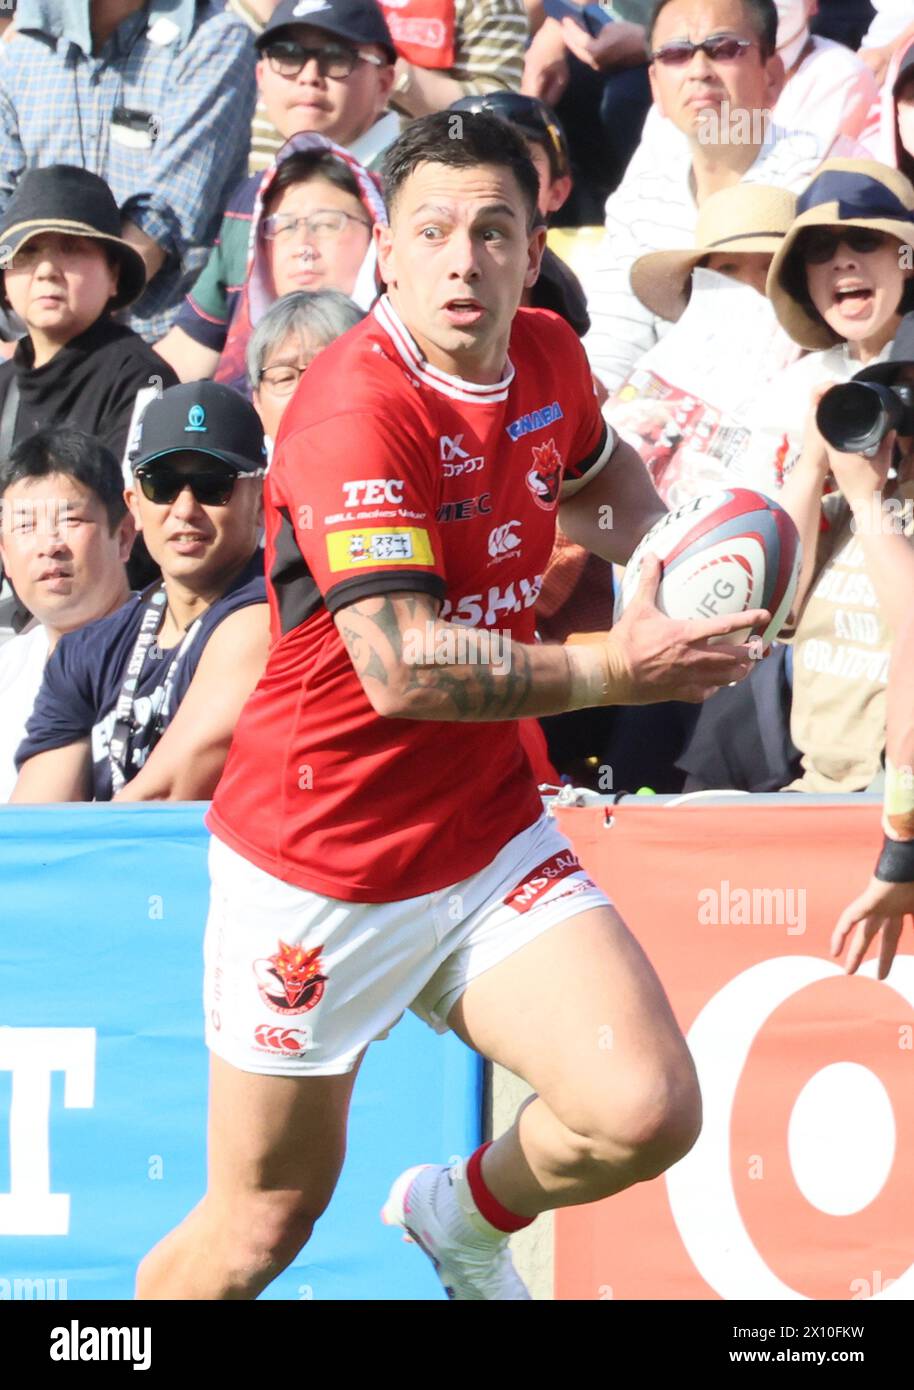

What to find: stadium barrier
left=548, top=795, right=914, bottom=1302
left=2, top=797, right=911, bottom=1301
left=0, top=805, right=481, bottom=1302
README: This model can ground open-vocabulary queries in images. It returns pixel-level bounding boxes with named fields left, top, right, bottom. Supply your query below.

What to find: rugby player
left=136, top=112, right=769, bottom=1301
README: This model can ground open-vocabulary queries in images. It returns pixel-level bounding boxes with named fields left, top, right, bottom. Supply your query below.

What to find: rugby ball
left=614, top=488, right=801, bottom=645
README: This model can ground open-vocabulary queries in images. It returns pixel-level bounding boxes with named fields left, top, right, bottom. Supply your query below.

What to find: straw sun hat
left=766, top=158, right=914, bottom=350
left=630, top=182, right=796, bottom=322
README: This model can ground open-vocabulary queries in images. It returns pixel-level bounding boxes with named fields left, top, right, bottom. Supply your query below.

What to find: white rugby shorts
left=203, top=810, right=611, bottom=1076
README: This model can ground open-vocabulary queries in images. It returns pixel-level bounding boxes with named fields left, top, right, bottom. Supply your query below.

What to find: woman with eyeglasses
left=157, top=133, right=386, bottom=397
left=247, top=289, right=366, bottom=446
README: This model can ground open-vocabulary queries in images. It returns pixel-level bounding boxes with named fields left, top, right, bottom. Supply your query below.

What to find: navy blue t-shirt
left=17, top=554, right=266, bottom=800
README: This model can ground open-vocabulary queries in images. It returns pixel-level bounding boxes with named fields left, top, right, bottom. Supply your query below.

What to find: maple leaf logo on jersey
left=254, top=941, right=327, bottom=1016
left=525, top=438, right=563, bottom=511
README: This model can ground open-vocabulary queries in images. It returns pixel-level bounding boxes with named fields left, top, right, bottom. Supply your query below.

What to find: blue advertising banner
left=0, top=805, right=482, bottom=1301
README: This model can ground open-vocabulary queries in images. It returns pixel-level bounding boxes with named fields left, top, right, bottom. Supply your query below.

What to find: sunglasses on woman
left=650, top=35, right=755, bottom=65
left=134, top=466, right=257, bottom=507
left=799, top=228, right=889, bottom=265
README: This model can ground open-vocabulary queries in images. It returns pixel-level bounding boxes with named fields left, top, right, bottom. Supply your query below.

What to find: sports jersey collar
left=374, top=295, right=516, bottom=404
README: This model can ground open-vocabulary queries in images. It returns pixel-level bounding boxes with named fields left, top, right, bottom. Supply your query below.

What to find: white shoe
left=381, top=1160, right=533, bottom=1301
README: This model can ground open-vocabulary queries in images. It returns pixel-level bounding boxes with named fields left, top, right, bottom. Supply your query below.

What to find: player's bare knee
left=227, top=1190, right=322, bottom=1277
left=560, top=1063, right=702, bottom=1176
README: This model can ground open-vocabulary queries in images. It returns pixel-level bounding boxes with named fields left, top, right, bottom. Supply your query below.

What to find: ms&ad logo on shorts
left=504, top=850, right=593, bottom=914
left=253, top=941, right=327, bottom=1015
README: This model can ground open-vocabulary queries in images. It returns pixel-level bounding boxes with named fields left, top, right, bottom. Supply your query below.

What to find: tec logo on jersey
left=525, top=438, right=564, bottom=511
left=253, top=941, right=326, bottom=1016
left=341, top=478, right=404, bottom=507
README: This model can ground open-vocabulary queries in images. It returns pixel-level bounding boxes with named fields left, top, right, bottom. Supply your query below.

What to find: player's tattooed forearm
left=337, top=619, right=390, bottom=686
left=338, top=595, right=558, bottom=721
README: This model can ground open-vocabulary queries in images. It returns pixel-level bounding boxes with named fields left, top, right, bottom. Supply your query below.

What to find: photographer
left=776, top=315, right=914, bottom=793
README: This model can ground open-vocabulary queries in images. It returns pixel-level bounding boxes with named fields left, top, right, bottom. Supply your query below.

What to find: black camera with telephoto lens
left=816, top=380, right=914, bottom=456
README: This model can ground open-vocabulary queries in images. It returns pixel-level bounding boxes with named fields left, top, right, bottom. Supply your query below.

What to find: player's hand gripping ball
left=615, top=488, right=801, bottom=645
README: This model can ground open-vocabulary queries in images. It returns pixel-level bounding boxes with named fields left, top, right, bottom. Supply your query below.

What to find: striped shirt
left=450, top=0, right=527, bottom=93
left=225, top=0, right=287, bottom=174
left=581, top=126, right=829, bottom=393
left=0, top=1, right=257, bottom=341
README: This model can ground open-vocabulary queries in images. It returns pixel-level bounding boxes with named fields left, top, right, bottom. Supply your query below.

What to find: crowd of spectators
left=2, top=0, right=914, bottom=805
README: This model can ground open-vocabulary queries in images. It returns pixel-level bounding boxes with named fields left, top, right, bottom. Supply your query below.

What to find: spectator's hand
left=825, top=431, right=896, bottom=511
left=522, top=18, right=570, bottom=105
left=559, top=17, right=647, bottom=71
left=832, top=875, right=914, bottom=978
left=858, top=42, right=894, bottom=88
left=798, top=384, right=834, bottom=477
left=603, top=552, right=770, bottom=704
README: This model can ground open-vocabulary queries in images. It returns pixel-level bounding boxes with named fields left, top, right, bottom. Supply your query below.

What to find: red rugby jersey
left=207, top=297, right=614, bottom=901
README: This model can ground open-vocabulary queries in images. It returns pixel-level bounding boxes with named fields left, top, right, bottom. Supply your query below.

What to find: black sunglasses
left=135, top=465, right=243, bottom=507
left=798, top=227, right=889, bottom=265
left=263, top=40, right=383, bottom=80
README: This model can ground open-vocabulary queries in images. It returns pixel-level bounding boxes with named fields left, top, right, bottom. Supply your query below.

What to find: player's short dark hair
left=0, top=427, right=126, bottom=532
left=264, top=150, right=366, bottom=214
left=382, top=111, right=541, bottom=231
left=648, top=0, right=778, bottom=58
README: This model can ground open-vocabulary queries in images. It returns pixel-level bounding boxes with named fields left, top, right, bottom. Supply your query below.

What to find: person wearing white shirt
left=583, top=0, right=830, bottom=393
left=0, top=428, right=134, bottom=800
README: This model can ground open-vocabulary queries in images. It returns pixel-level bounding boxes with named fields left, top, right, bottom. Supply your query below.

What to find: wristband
left=565, top=641, right=611, bottom=709
left=882, top=755, right=914, bottom=841
left=565, top=632, right=640, bottom=707
left=874, top=835, right=914, bottom=884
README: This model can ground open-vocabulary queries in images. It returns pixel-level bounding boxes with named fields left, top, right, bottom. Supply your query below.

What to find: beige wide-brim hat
left=630, top=183, right=796, bottom=322
left=767, top=158, right=914, bottom=350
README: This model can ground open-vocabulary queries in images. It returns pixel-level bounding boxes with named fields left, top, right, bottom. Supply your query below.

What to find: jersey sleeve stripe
left=325, top=570, right=448, bottom=616
left=559, top=421, right=617, bottom=499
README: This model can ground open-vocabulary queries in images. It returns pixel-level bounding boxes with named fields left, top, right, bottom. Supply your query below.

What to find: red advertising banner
left=552, top=802, right=914, bottom=1302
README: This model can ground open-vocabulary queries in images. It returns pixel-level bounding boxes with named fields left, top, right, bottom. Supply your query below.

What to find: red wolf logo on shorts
left=254, top=941, right=327, bottom=1015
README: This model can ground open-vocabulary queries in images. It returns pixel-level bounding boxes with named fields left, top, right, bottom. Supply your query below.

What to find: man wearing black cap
left=10, top=382, right=269, bottom=803
left=235, top=0, right=399, bottom=172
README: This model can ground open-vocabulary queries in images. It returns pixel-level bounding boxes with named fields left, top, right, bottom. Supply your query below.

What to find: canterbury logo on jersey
left=506, top=401, right=564, bottom=442
left=341, top=479, right=405, bottom=507
left=327, top=527, right=434, bottom=570
left=488, top=521, right=522, bottom=558
left=436, top=493, right=492, bottom=522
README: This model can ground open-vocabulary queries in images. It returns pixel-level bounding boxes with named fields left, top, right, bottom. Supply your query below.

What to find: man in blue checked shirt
left=0, top=0, right=258, bottom=342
